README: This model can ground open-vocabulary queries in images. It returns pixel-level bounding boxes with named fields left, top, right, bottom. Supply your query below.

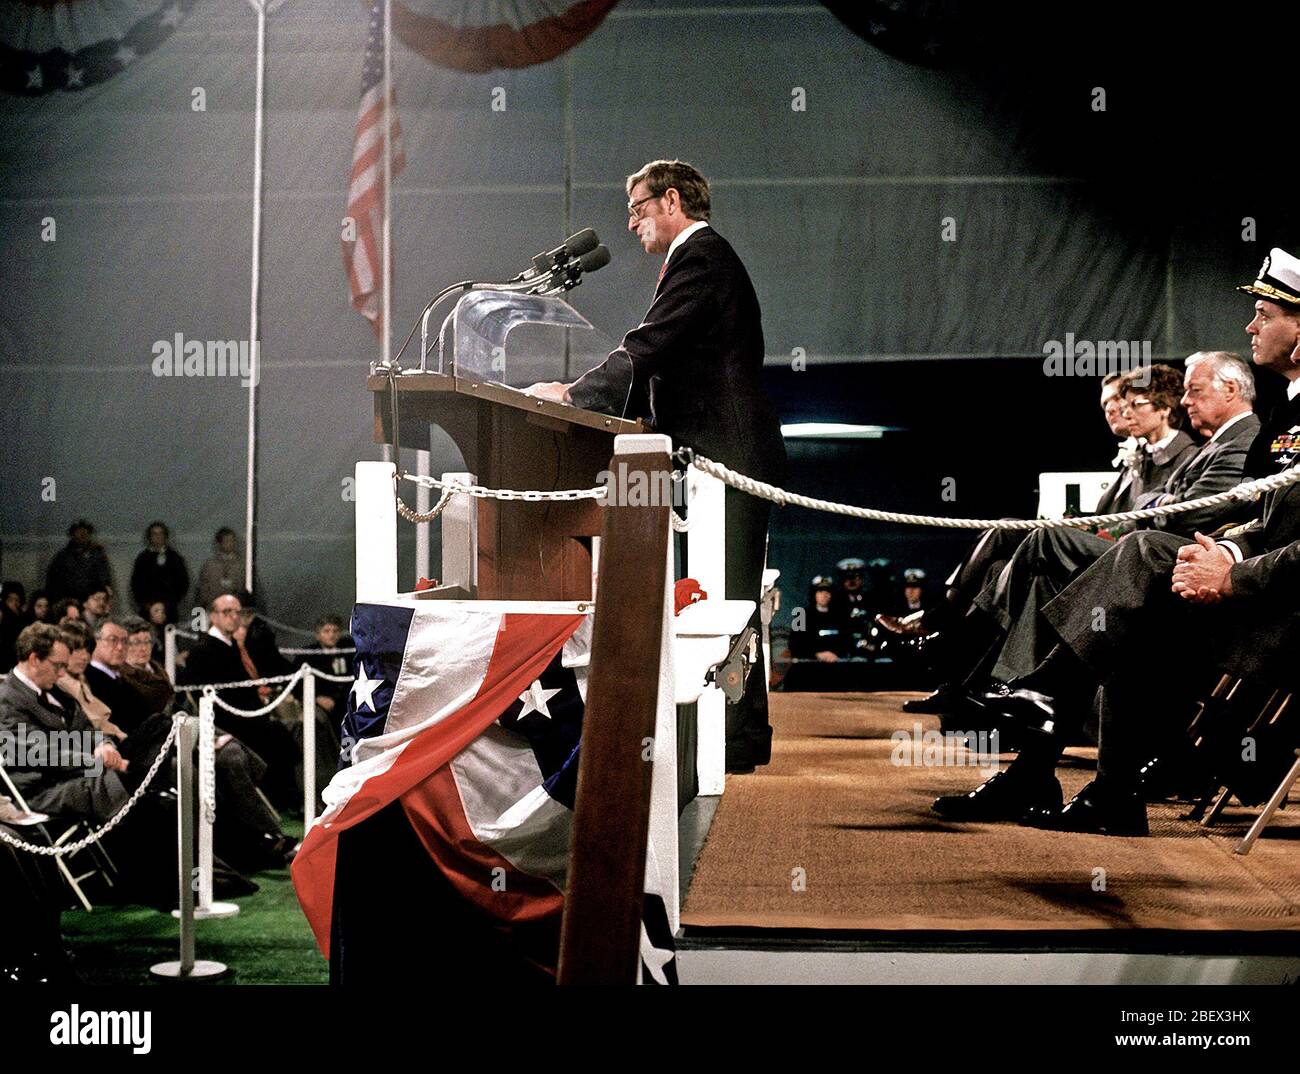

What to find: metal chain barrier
left=400, top=470, right=607, bottom=503
left=176, top=669, right=302, bottom=695
left=203, top=669, right=306, bottom=718
left=397, top=485, right=454, bottom=523
left=0, top=714, right=183, bottom=857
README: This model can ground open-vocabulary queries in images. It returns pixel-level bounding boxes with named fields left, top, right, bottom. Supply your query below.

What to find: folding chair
left=0, top=757, right=117, bottom=912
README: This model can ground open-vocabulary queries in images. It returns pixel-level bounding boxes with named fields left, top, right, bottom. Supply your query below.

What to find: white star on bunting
left=26, top=67, right=42, bottom=89
left=517, top=679, right=561, bottom=720
left=115, top=45, right=138, bottom=67
left=160, top=3, right=184, bottom=28
left=349, top=661, right=385, bottom=712
left=65, top=64, right=84, bottom=89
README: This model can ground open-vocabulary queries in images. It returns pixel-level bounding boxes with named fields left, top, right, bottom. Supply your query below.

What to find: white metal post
left=356, top=461, right=398, bottom=601
left=440, top=471, right=478, bottom=593
left=686, top=466, right=727, bottom=795
left=175, top=696, right=238, bottom=921
left=415, top=449, right=432, bottom=582
left=302, top=667, right=317, bottom=828
left=164, top=624, right=177, bottom=684
left=151, top=716, right=226, bottom=980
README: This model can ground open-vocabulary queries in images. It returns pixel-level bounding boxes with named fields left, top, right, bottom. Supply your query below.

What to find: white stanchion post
left=151, top=716, right=227, bottom=980
left=175, top=695, right=239, bottom=921
left=415, top=448, right=432, bottom=582
left=356, top=460, right=398, bottom=601
left=302, top=666, right=317, bottom=828
left=164, top=624, right=177, bottom=684
left=440, top=471, right=478, bottom=593
left=686, top=466, right=727, bottom=795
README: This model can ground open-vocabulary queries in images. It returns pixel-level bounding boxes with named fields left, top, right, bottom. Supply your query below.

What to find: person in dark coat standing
left=129, top=521, right=190, bottom=624
left=44, top=519, right=113, bottom=603
left=524, top=159, right=787, bottom=773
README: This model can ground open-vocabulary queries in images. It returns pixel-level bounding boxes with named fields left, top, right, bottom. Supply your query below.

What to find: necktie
left=657, top=259, right=667, bottom=282
left=236, top=638, right=260, bottom=681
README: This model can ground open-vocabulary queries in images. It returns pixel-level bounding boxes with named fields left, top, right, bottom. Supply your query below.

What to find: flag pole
left=379, top=0, right=393, bottom=466
left=245, top=0, right=269, bottom=595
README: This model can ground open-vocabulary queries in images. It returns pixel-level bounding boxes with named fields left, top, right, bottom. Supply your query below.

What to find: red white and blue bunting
left=389, top=0, right=617, bottom=74
left=1, top=0, right=197, bottom=95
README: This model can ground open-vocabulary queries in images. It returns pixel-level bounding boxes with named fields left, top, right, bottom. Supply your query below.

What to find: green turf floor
left=60, top=821, right=328, bottom=985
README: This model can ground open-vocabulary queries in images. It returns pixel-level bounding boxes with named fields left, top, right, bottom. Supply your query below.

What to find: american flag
left=292, top=600, right=680, bottom=984
left=343, top=0, right=406, bottom=336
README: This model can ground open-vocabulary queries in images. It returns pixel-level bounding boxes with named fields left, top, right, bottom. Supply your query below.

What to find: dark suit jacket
left=182, top=634, right=261, bottom=712
left=567, top=226, right=787, bottom=484
left=84, top=663, right=154, bottom=736
left=1243, top=390, right=1300, bottom=479
left=1095, top=430, right=1198, bottom=517
left=0, top=672, right=99, bottom=798
left=1140, top=413, right=1260, bottom=533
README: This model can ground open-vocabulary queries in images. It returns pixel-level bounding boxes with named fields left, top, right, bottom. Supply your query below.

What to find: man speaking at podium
left=525, top=159, right=787, bottom=773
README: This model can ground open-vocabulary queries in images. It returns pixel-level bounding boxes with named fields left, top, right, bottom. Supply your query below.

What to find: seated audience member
left=0, top=624, right=127, bottom=821
left=877, top=373, right=1140, bottom=679
left=0, top=581, right=24, bottom=672
left=2, top=581, right=25, bottom=622
left=183, top=593, right=301, bottom=809
left=81, top=587, right=111, bottom=630
left=1109, top=364, right=1197, bottom=510
left=55, top=621, right=128, bottom=742
left=915, top=351, right=1263, bottom=716
left=130, top=521, right=190, bottom=624
left=77, top=617, right=295, bottom=869
left=0, top=623, right=181, bottom=904
left=933, top=487, right=1298, bottom=835
left=788, top=576, right=845, bottom=661
left=194, top=528, right=244, bottom=615
left=119, top=616, right=177, bottom=715
left=876, top=567, right=933, bottom=627
left=145, top=600, right=170, bottom=662
left=935, top=260, right=1300, bottom=833
left=25, top=590, right=51, bottom=625
left=296, top=614, right=355, bottom=726
left=235, top=590, right=292, bottom=688
left=830, top=558, right=871, bottom=652
left=51, top=598, right=81, bottom=624
left=44, top=519, right=113, bottom=603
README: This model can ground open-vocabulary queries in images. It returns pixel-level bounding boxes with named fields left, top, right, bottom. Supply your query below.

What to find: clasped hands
left=1171, top=532, right=1234, bottom=604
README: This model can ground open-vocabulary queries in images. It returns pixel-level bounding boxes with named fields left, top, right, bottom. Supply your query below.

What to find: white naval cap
left=1238, top=246, right=1300, bottom=309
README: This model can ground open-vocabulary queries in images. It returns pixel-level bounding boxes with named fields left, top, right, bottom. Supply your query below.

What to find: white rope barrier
left=687, top=454, right=1300, bottom=531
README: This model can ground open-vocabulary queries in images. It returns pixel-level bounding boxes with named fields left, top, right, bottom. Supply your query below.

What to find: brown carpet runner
left=681, top=693, right=1300, bottom=933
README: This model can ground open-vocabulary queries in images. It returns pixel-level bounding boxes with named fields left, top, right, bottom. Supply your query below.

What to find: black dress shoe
left=903, top=683, right=969, bottom=715
left=977, top=685, right=1076, bottom=739
left=1021, top=780, right=1149, bottom=836
left=932, top=767, right=1063, bottom=821
left=1137, top=754, right=1216, bottom=802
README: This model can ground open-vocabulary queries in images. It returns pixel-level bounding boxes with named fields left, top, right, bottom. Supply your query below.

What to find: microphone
left=536, top=244, right=610, bottom=295
left=513, top=228, right=600, bottom=282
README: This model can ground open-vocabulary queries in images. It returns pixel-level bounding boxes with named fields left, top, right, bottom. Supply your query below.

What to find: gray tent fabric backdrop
left=0, top=0, right=1270, bottom=627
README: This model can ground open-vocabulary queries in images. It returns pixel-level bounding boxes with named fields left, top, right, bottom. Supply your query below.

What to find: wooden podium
left=368, top=370, right=644, bottom=601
